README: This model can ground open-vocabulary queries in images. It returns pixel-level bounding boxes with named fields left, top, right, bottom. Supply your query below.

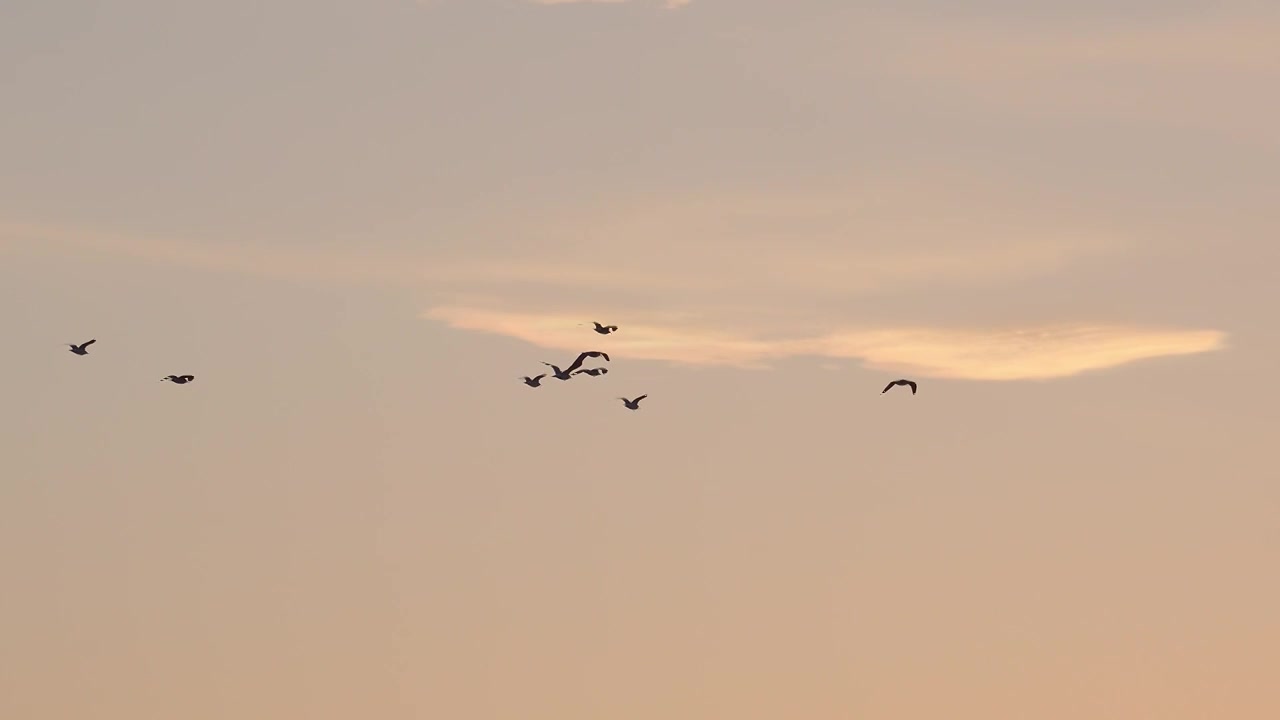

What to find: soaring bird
left=618, top=395, right=647, bottom=410
left=162, top=375, right=195, bottom=384
left=68, top=339, right=96, bottom=356
left=566, top=351, right=609, bottom=372
left=544, top=351, right=611, bottom=380
left=881, top=379, right=917, bottom=395
left=521, top=374, right=546, bottom=387
left=573, top=367, right=608, bottom=377
left=591, top=322, right=618, bottom=335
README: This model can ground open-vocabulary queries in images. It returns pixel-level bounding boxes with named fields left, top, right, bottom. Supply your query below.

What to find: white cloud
left=424, top=306, right=1226, bottom=380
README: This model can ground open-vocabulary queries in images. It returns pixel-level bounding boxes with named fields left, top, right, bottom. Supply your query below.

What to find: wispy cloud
left=7, top=169, right=1228, bottom=383
left=424, top=306, right=1226, bottom=380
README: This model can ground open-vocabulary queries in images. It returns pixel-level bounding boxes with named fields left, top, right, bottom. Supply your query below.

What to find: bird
left=618, top=395, right=647, bottom=410
left=881, top=379, right=917, bottom=395
left=542, top=363, right=573, bottom=381
left=590, top=322, right=618, bottom=335
left=543, top=351, right=611, bottom=380
left=68, top=339, right=96, bottom=356
left=521, top=374, right=546, bottom=387
left=162, top=375, right=195, bottom=384
left=573, top=367, right=608, bottom=377
left=566, top=350, right=609, bottom=372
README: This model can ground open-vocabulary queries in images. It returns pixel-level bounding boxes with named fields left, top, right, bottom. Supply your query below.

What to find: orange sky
left=2, top=1, right=1278, bottom=718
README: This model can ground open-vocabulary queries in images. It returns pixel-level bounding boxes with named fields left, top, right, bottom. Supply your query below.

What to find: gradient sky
left=2, top=1, right=1278, bottom=718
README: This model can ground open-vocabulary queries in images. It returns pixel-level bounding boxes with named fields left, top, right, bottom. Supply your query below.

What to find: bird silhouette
left=68, top=339, right=96, bottom=356
left=567, top=351, right=609, bottom=371
left=881, top=379, right=917, bottom=395
left=521, top=374, right=546, bottom=387
left=542, top=363, right=572, bottom=380
left=544, top=351, right=611, bottom=380
left=591, top=322, right=618, bottom=335
left=162, top=375, right=195, bottom=384
left=618, top=395, right=647, bottom=410
left=572, top=367, right=608, bottom=377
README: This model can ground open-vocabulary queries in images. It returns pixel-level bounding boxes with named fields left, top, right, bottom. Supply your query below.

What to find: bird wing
left=906, top=381, right=917, bottom=394
left=592, top=322, right=604, bottom=330
left=634, top=394, right=647, bottom=403
left=564, top=353, right=590, bottom=373
left=881, top=381, right=896, bottom=393
left=83, top=339, right=96, bottom=347
left=533, top=373, right=546, bottom=381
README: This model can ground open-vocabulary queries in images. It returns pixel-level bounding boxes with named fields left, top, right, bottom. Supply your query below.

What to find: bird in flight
left=68, top=339, right=96, bottom=356
left=618, top=395, right=647, bottom=410
left=162, top=375, right=195, bottom=384
left=881, top=379, right=917, bottom=395
left=590, top=322, right=618, bottom=335
left=521, top=374, right=546, bottom=387
left=543, top=351, right=611, bottom=380
left=572, top=367, right=608, bottom=377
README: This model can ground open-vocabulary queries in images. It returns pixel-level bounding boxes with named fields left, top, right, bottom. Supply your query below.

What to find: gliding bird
left=162, top=375, right=195, bottom=384
left=881, top=379, right=917, bottom=395
left=522, top=374, right=546, bottom=387
left=543, top=351, right=611, bottom=380
left=618, top=395, right=647, bottom=410
left=68, top=339, right=96, bottom=356
left=590, top=322, right=618, bottom=335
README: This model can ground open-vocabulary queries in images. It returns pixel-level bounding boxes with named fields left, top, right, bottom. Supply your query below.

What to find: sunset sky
left=2, top=1, right=1278, bottom=718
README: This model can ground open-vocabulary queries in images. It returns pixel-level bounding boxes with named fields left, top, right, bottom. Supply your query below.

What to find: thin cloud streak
left=424, top=306, right=1226, bottom=380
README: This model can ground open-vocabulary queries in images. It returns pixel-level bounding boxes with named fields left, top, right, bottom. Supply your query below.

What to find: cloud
left=5, top=175, right=1127, bottom=300
left=0, top=221, right=428, bottom=286
left=6, top=171, right=1227, bottom=384
left=424, top=306, right=1226, bottom=380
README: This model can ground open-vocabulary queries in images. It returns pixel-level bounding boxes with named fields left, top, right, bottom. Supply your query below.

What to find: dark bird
left=881, top=379, right=917, bottom=395
left=573, top=367, right=608, bottom=377
left=68, top=339, right=96, bottom=356
left=162, top=375, right=195, bottom=384
left=544, top=351, right=611, bottom=380
left=521, top=374, right=546, bottom=387
left=591, top=322, right=618, bottom=335
left=567, top=350, right=609, bottom=371
left=542, top=363, right=572, bottom=381
left=618, top=394, right=647, bottom=410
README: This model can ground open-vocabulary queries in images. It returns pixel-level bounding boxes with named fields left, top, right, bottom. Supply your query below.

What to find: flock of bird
left=66, top=339, right=195, bottom=384
left=67, top=320, right=919, bottom=404
left=515, top=320, right=918, bottom=410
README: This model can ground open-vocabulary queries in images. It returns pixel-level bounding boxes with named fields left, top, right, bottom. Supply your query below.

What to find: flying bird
left=881, top=379, right=917, bottom=395
left=573, top=367, right=608, bottom=377
left=618, top=395, right=647, bottom=410
left=542, top=363, right=573, bottom=381
left=566, top=350, right=609, bottom=372
left=591, top=322, right=618, bottom=335
left=521, top=374, right=546, bottom=387
left=544, top=351, right=611, bottom=380
left=162, top=375, right=195, bottom=384
left=68, top=339, right=96, bottom=356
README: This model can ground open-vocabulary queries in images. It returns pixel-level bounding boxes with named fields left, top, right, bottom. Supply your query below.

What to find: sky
left=1, top=0, right=1278, bottom=718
